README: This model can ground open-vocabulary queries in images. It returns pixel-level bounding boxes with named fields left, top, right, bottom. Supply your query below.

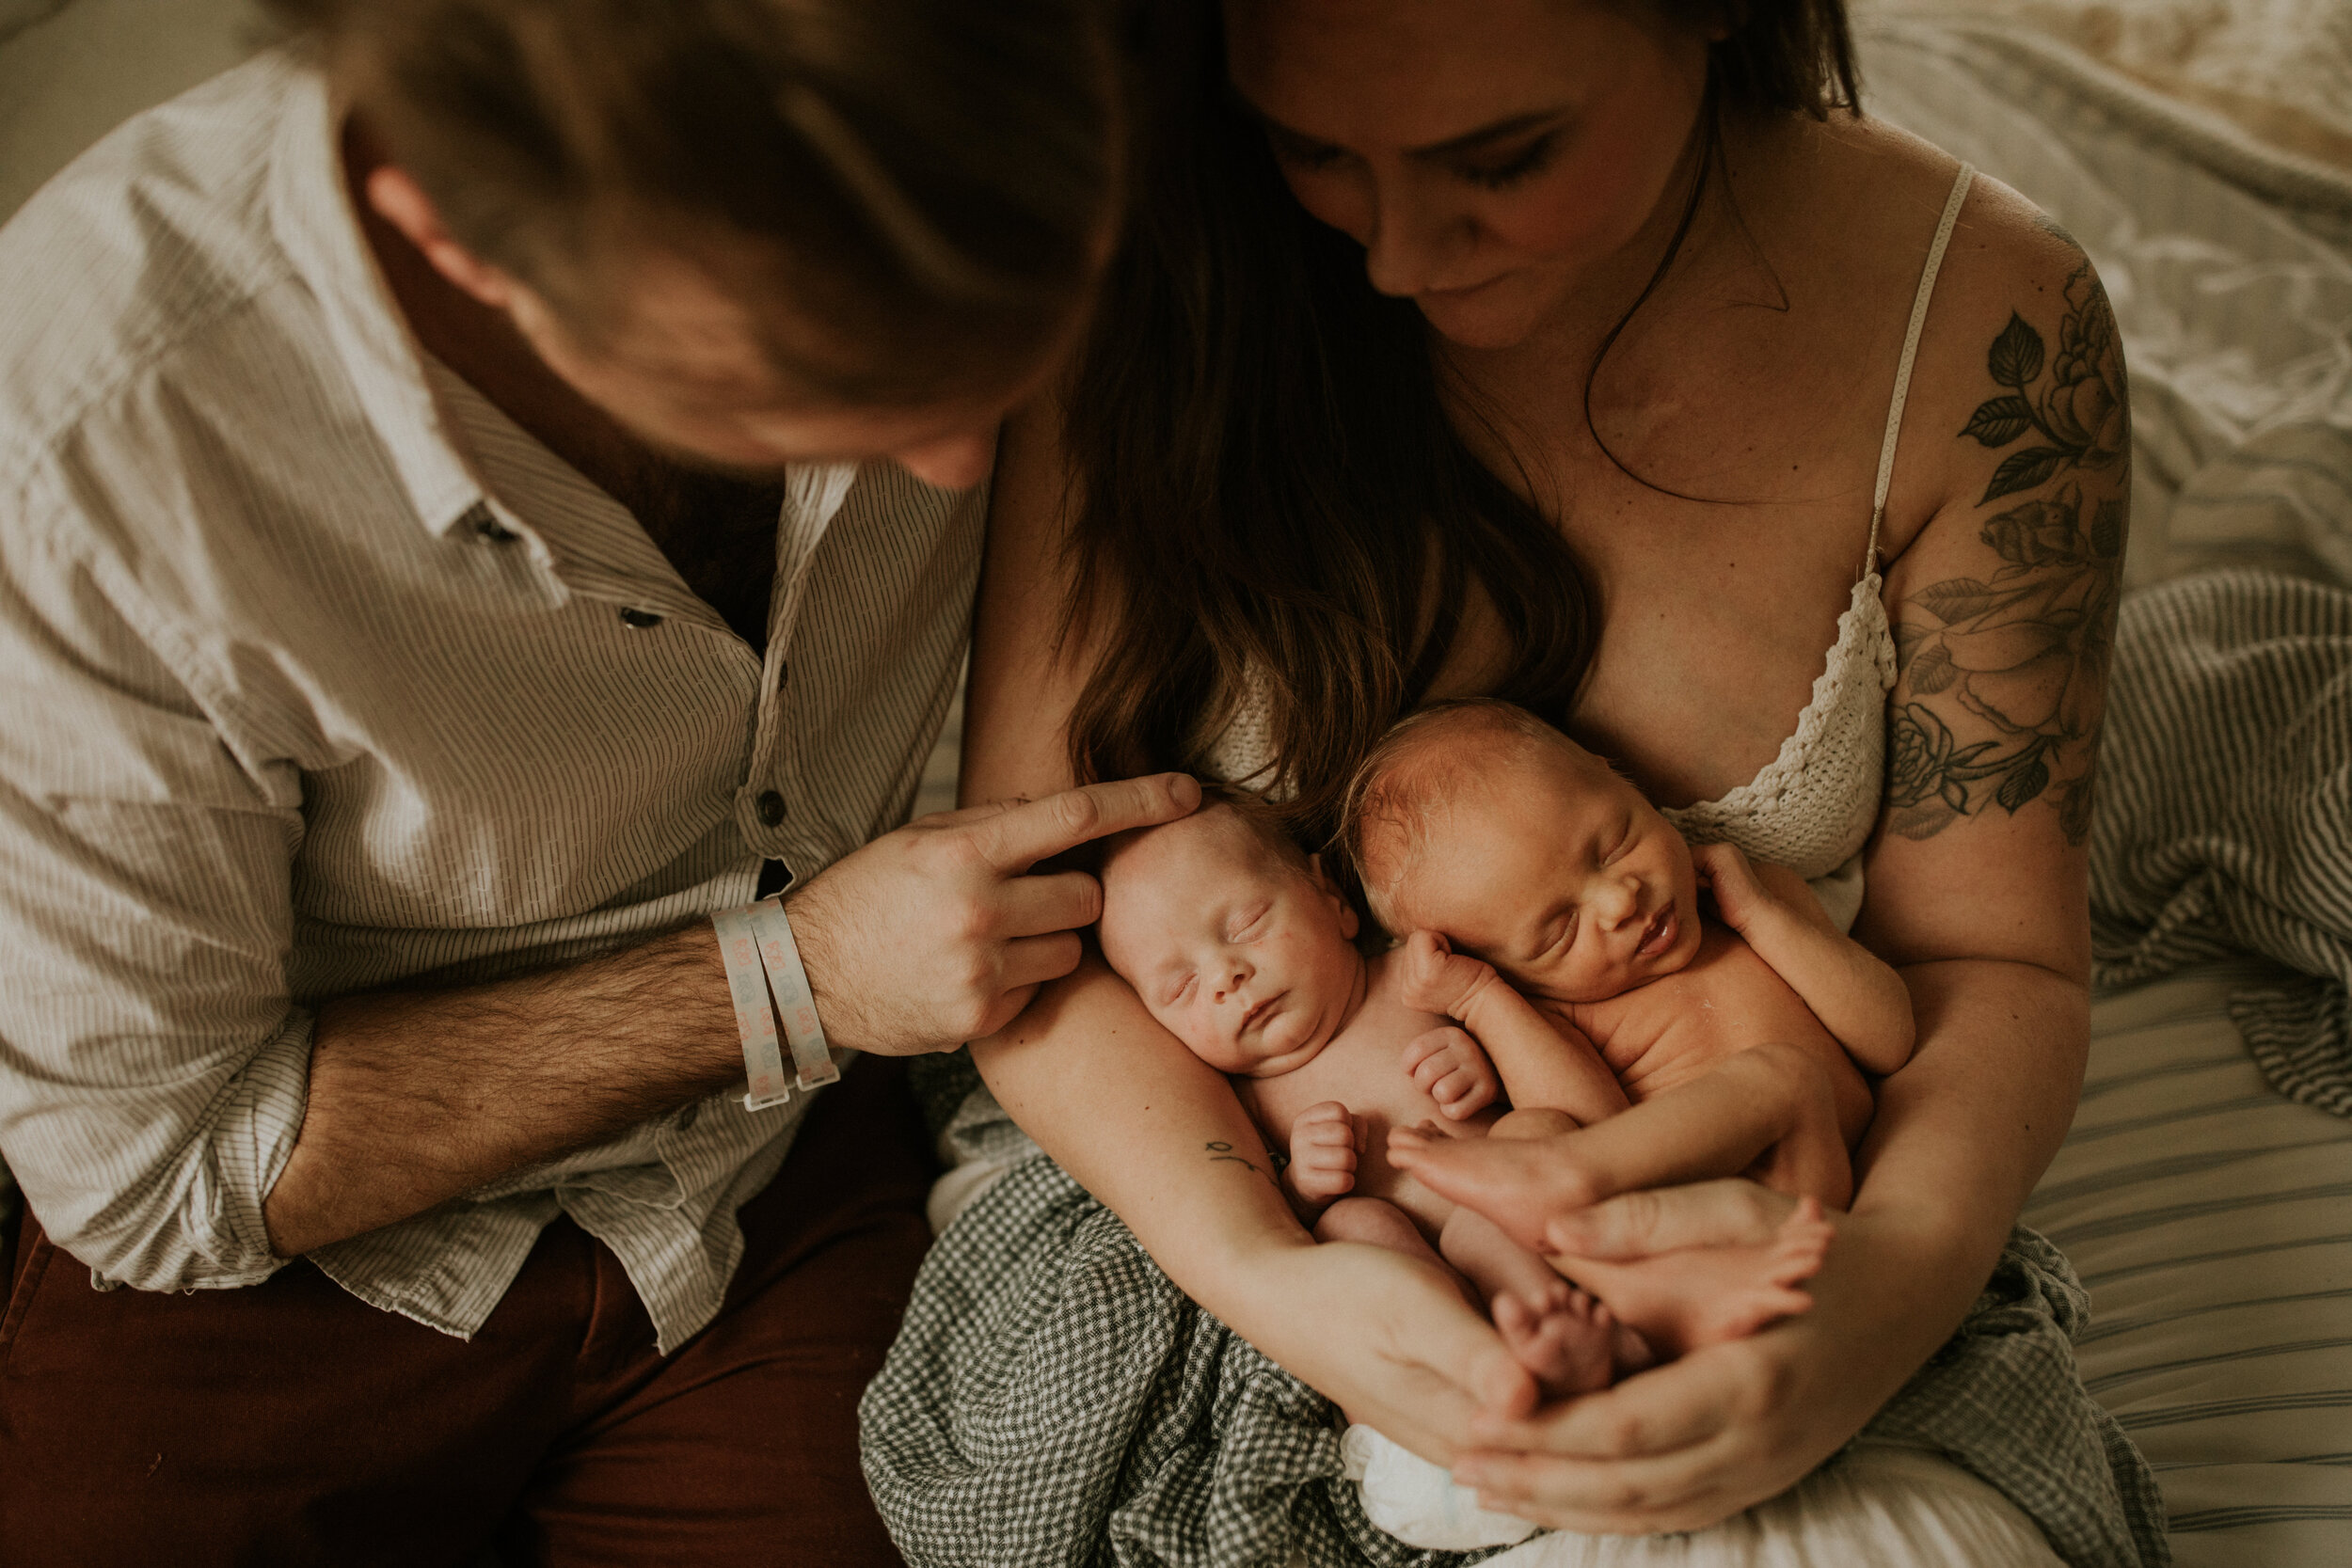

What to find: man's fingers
left=999, top=931, right=1085, bottom=991
left=993, top=869, right=1105, bottom=937
left=1544, top=1179, right=1798, bottom=1260
left=972, top=773, right=1200, bottom=872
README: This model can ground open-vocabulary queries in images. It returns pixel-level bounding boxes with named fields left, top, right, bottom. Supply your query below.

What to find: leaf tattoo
left=1960, top=263, right=2126, bottom=503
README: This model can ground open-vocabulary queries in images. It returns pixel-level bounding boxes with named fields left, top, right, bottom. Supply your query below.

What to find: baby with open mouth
left=1095, top=699, right=1915, bottom=1396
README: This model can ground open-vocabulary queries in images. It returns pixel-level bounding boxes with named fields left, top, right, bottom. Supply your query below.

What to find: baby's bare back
left=1238, top=953, right=1500, bottom=1241
left=1552, top=924, right=1876, bottom=1146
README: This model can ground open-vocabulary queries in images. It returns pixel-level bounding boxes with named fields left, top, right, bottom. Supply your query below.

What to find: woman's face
left=1224, top=0, right=1713, bottom=351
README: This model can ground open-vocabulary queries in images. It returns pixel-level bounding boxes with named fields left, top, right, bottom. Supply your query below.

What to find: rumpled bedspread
left=2091, top=568, right=2352, bottom=1117
left=861, top=1065, right=2169, bottom=1568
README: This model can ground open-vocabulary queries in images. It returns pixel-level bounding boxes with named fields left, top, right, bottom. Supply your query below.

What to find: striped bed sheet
left=2033, top=960, right=2352, bottom=1565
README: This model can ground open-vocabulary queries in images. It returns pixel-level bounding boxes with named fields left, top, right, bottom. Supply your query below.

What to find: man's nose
left=894, top=431, right=994, bottom=489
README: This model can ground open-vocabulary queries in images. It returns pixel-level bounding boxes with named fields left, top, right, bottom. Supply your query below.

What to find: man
left=0, top=3, right=1182, bottom=1561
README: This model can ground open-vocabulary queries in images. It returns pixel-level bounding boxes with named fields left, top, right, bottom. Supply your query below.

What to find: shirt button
left=620, top=608, right=664, bottom=629
left=756, top=790, right=787, bottom=826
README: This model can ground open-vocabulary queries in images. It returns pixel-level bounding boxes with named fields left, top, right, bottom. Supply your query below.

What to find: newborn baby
left=1348, top=699, right=1917, bottom=1330
left=1096, top=788, right=1835, bottom=1396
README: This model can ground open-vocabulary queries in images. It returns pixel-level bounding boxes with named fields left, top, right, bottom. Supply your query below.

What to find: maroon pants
left=0, top=1058, right=934, bottom=1568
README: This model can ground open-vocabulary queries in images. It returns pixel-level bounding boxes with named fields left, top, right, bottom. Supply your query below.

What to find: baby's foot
left=1492, top=1284, right=1617, bottom=1401
left=1689, top=1196, right=1833, bottom=1345
left=1555, top=1197, right=1834, bottom=1358
left=1389, top=1124, right=1603, bottom=1255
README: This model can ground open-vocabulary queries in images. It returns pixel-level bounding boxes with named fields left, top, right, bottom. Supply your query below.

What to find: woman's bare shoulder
left=1808, top=117, right=2119, bottom=562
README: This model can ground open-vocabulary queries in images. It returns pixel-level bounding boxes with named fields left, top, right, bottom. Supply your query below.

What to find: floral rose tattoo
left=1890, top=261, right=2126, bottom=845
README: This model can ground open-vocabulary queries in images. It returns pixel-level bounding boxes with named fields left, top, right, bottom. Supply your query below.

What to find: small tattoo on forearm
left=1205, top=1139, right=1278, bottom=1186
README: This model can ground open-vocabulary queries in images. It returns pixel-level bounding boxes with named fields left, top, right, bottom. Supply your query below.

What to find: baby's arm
left=1692, top=843, right=1915, bottom=1075
left=1401, top=932, right=1629, bottom=1125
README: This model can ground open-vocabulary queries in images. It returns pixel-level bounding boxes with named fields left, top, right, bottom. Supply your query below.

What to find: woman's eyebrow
left=1244, top=101, right=1570, bottom=161
left=1404, top=109, right=1570, bottom=160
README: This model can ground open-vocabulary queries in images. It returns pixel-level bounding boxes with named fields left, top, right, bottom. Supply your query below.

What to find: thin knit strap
left=1866, top=163, right=1975, bottom=576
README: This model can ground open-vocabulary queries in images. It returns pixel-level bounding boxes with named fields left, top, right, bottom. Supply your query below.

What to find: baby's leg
left=1439, top=1204, right=1619, bottom=1399
left=1391, top=1042, right=1852, bottom=1253
left=1551, top=1198, right=1834, bottom=1359
left=1314, top=1197, right=1481, bottom=1312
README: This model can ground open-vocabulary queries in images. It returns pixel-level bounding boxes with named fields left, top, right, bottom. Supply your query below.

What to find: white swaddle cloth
left=1330, top=1427, right=2065, bottom=1565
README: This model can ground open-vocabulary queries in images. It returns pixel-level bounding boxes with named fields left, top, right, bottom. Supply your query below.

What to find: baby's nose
left=1213, top=960, right=1251, bottom=1001
left=1596, top=877, right=1642, bottom=925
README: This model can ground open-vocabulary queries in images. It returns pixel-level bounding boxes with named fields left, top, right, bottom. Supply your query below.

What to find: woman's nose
left=1360, top=176, right=1465, bottom=298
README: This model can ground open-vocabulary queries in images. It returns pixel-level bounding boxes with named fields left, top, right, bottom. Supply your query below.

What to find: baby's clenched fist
left=1403, top=1026, right=1501, bottom=1119
left=1284, top=1101, right=1363, bottom=1205
left=1399, top=930, right=1502, bottom=1020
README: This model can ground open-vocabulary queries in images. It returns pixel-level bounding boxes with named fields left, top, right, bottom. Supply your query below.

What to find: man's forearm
left=262, top=923, right=741, bottom=1258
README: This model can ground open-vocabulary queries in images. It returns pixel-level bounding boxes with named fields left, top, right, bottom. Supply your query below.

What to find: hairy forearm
left=263, top=924, right=741, bottom=1257
left=974, top=956, right=1312, bottom=1317
left=1851, top=956, right=2087, bottom=1301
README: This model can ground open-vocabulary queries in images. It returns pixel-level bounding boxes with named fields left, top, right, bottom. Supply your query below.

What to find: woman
left=964, top=0, right=2124, bottom=1540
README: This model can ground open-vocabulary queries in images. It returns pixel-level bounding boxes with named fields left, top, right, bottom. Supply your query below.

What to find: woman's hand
left=1449, top=1182, right=1972, bottom=1532
left=786, top=773, right=1199, bottom=1054
left=1241, top=1237, right=1540, bottom=1463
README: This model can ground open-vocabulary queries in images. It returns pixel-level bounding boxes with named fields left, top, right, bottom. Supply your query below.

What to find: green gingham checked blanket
left=2091, top=569, right=2352, bottom=1119
left=861, top=1059, right=2168, bottom=1568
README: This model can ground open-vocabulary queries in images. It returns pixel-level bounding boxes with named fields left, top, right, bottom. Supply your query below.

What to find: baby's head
left=1098, top=788, right=1364, bottom=1077
left=1343, top=700, right=1702, bottom=1003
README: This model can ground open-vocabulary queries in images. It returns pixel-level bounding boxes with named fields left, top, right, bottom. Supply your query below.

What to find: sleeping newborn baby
left=1095, top=784, right=1847, bottom=1397
left=1350, top=699, right=1917, bottom=1334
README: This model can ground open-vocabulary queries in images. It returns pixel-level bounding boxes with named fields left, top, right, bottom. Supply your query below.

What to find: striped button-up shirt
left=0, top=54, right=983, bottom=1351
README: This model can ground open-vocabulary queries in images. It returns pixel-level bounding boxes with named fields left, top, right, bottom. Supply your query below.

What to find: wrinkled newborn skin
left=1097, top=801, right=1713, bottom=1398
left=1094, top=802, right=1501, bottom=1233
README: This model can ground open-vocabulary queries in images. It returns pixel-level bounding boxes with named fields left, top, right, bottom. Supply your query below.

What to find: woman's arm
left=1440, top=200, right=2122, bottom=1529
left=965, top=397, right=1534, bottom=1458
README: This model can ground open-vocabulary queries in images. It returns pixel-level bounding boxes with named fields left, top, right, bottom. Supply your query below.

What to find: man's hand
left=786, top=773, right=1199, bottom=1054
left=1285, top=1101, right=1363, bottom=1205
left=1403, top=1026, right=1501, bottom=1120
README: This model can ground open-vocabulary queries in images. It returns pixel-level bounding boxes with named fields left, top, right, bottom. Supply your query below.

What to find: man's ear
left=364, top=165, right=516, bottom=309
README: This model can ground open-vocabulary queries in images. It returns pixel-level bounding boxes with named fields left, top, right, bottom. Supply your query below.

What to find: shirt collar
left=265, top=65, right=486, bottom=540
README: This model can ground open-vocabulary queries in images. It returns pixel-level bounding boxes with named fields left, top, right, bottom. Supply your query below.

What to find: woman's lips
left=1634, top=907, right=1677, bottom=959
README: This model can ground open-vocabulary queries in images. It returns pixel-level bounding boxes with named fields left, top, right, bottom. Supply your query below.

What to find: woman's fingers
left=966, top=773, right=1199, bottom=873
left=1544, top=1179, right=1799, bottom=1259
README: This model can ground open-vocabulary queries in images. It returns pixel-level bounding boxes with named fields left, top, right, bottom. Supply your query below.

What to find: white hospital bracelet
left=711, top=906, right=796, bottom=1112
left=745, top=896, right=842, bottom=1092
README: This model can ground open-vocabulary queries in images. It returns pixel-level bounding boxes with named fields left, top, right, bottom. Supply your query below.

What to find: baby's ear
left=1309, top=854, right=1361, bottom=939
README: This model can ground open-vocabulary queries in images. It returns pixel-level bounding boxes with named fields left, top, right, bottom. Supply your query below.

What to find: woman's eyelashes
left=1266, top=127, right=1564, bottom=190
left=1456, top=132, right=1562, bottom=190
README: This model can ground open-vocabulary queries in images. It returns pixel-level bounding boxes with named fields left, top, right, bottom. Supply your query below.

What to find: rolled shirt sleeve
left=0, top=515, right=311, bottom=1291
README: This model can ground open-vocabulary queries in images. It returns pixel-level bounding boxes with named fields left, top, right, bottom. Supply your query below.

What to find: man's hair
left=264, top=0, right=1124, bottom=404
left=1339, top=699, right=1582, bottom=925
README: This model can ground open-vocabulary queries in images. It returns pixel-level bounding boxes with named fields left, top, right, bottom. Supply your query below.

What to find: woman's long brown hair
left=1061, top=1, right=1858, bottom=848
